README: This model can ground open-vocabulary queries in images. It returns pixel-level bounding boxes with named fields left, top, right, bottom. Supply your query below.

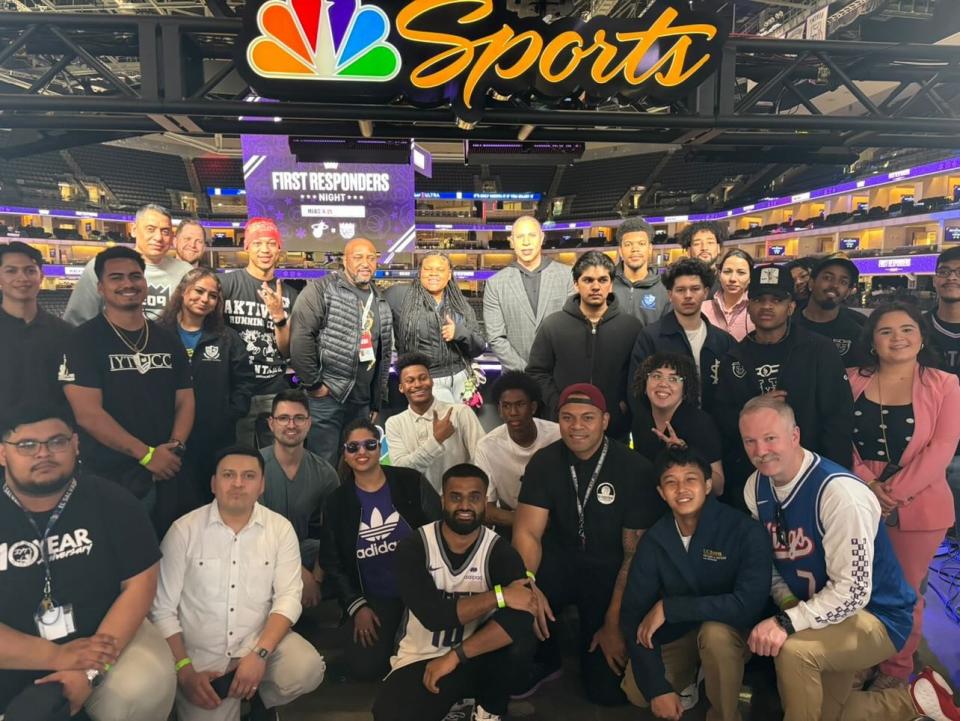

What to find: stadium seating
left=194, top=157, right=244, bottom=190
left=69, top=145, right=192, bottom=210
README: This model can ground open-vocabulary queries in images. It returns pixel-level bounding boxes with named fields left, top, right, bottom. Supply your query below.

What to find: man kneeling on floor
left=150, top=446, right=325, bottom=721
left=740, top=396, right=960, bottom=721
left=620, top=446, right=772, bottom=721
left=372, top=463, right=537, bottom=721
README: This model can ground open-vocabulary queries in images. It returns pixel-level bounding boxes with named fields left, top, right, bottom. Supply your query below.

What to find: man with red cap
left=512, top=383, right=664, bottom=706
left=220, top=218, right=299, bottom=447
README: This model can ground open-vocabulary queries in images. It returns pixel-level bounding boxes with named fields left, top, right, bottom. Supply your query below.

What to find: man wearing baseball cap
left=512, top=383, right=664, bottom=705
left=714, top=264, right=854, bottom=510
left=220, top=218, right=299, bottom=446
left=794, top=254, right=868, bottom=368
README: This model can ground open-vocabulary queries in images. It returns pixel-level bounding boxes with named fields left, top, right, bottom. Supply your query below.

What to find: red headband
left=244, top=217, right=282, bottom=250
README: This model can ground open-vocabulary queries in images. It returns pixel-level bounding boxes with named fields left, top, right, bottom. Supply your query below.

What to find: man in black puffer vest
left=289, top=238, right=393, bottom=465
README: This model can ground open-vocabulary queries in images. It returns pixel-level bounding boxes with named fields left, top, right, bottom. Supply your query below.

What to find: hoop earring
left=870, top=347, right=877, bottom=356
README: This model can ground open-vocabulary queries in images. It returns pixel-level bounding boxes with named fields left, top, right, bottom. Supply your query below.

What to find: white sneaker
left=472, top=706, right=501, bottom=721
left=678, top=665, right=704, bottom=710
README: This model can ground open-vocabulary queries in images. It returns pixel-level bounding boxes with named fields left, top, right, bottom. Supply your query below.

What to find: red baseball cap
left=244, top=217, right=282, bottom=250
left=557, top=383, right=607, bottom=413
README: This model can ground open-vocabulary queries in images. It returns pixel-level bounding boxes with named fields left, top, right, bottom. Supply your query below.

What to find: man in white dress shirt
left=475, top=371, right=560, bottom=531
left=150, top=446, right=325, bottom=721
left=385, top=353, right=485, bottom=493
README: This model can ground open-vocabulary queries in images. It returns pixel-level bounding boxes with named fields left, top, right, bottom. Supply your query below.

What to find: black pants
left=536, top=549, right=626, bottom=706
left=372, top=624, right=532, bottom=721
left=340, top=596, right=403, bottom=681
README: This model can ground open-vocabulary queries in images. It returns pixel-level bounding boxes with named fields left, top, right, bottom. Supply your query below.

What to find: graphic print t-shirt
left=355, top=483, right=413, bottom=599
left=0, top=475, right=160, bottom=712
left=795, top=308, right=867, bottom=367
left=60, top=316, right=192, bottom=479
left=220, top=270, right=298, bottom=395
left=739, top=337, right=791, bottom=394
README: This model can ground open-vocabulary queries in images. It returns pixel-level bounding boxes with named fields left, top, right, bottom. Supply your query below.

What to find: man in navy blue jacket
left=620, top=447, right=771, bottom=721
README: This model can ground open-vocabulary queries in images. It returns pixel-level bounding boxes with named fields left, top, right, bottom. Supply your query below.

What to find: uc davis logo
left=247, top=0, right=401, bottom=82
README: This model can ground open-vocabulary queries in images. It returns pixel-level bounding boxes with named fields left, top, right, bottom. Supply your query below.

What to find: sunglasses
left=343, top=439, right=379, bottom=454
left=774, top=504, right=788, bottom=547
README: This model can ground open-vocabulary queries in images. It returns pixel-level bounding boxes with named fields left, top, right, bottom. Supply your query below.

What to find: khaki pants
left=85, top=620, right=177, bottom=721
left=775, top=610, right=916, bottom=721
left=622, top=622, right=750, bottom=721
left=175, top=632, right=325, bottom=721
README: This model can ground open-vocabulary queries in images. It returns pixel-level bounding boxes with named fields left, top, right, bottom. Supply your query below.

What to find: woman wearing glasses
left=631, top=352, right=725, bottom=496
left=158, top=267, right=256, bottom=510
left=318, top=419, right=441, bottom=680
left=848, top=302, right=960, bottom=689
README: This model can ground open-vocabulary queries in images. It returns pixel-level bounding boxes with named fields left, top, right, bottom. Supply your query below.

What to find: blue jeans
left=305, top=394, right=370, bottom=467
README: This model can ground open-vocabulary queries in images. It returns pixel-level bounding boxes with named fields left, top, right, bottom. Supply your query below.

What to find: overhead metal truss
left=0, top=11, right=959, bottom=158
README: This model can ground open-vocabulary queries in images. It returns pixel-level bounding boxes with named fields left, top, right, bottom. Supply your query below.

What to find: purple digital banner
left=851, top=254, right=938, bottom=275
left=264, top=268, right=496, bottom=281
left=241, top=134, right=415, bottom=255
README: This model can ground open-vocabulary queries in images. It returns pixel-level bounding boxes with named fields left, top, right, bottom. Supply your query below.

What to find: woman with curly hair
left=384, top=253, right=486, bottom=403
left=159, top=267, right=256, bottom=509
left=632, top=351, right=725, bottom=495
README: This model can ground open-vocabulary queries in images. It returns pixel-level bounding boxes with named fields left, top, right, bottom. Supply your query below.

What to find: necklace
left=875, top=376, right=892, bottom=461
left=104, top=314, right=150, bottom=355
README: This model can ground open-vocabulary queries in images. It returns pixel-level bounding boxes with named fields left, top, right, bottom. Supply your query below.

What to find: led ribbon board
left=238, top=0, right=727, bottom=122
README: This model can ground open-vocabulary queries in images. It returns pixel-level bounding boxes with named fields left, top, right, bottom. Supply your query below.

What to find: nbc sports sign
left=238, top=0, right=726, bottom=122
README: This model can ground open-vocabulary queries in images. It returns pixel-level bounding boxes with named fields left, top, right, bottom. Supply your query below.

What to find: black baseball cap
left=812, top=253, right=859, bottom=285
left=749, top=263, right=793, bottom=300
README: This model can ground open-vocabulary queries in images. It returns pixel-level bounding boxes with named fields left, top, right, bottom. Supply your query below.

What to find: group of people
left=2, top=203, right=960, bottom=721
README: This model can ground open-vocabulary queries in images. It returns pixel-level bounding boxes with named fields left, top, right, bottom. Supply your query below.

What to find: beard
left=5, top=466, right=74, bottom=497
left=443, top=508, right=483, bottom=536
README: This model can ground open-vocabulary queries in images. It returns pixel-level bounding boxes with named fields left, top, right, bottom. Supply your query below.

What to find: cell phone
left=876, top=462, right=902, bottom=483
left=210, top=669, right=236, bottom=699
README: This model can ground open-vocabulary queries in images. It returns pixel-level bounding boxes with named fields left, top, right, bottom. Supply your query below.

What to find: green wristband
left=525, top=570, right=536, bottom=582
left=138, top=446, right=156, bottom=467
left=174, top=657, right=192, bottom=672
left=494, top=584, right=505, bottom=609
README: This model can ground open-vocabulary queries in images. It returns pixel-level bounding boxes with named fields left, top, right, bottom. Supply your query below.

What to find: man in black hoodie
left=714, top=263, right=853, bottom=509
left=527, top=251, right=643, bottom=440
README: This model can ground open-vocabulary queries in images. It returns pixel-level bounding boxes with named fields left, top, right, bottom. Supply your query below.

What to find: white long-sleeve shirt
left=150, top=501, right=303, bottom=672
left=385, top=398, right=485, bottom=492
left=744, top=449, right=883, bottom=633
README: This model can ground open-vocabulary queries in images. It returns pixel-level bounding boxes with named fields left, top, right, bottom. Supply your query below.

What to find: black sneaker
left=510, top=661, right=563, bottom=700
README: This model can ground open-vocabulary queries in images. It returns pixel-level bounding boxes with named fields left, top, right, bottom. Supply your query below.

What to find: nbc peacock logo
left=247, top=0, right=401, bottom=83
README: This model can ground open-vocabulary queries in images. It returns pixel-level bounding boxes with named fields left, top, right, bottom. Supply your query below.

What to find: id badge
left=35, top=604, right=76, bottom=641
left=358, top=329, right=375, bottom=363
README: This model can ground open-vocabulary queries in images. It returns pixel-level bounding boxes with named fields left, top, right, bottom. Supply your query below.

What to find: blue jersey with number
left=754, top=454, right=915, bottom=650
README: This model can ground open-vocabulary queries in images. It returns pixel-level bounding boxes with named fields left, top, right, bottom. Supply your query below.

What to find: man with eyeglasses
left=474, top=371, right=560, bottom=533
left=259, top=390, right=339, bottom=610
left=290, top=236, right=393, bottom=466
left=221, top=217, right=299, bottom=448
left=926, top=246, right=960, bottom=538
left=64, top=204, right=192, bottom=325
left=0, top=403, right=176, bottom=721
left=611, top=217, right=670, bottom=326
left=738, top=396, right=960, bottom=721
left=0, top=241, right=73, bottom=409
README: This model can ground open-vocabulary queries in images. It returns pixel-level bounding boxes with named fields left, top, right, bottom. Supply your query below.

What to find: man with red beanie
left=221, top=218, right=299, bottom=446
left=512, top=383, right=664, bottom=706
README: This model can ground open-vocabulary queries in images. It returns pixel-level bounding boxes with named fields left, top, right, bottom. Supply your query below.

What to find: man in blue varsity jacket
left=620, top=446, right=771, bottom=721
left=740, top=396, right=960, bottom=721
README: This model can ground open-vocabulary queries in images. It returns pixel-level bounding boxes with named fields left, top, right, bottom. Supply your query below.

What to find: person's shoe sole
left=911, top=678, right=960, bottom=721
left=510, top=668, right=563, bottom=700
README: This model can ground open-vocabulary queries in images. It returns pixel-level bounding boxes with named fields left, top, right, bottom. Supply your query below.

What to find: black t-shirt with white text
left=795, top=308, right=868, bottom=368
left=0, top=475, right=160, bottom=712
left=344, top=283, right=381, bottom=405
left=60, top=315, right=192, bottom=495
left=220, top=270, right=298, bottom=396
left=737, top=335, right=792, bottom=394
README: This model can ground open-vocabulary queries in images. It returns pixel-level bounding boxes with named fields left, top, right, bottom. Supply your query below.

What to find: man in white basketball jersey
left=372, top=464, right=537, bottom=721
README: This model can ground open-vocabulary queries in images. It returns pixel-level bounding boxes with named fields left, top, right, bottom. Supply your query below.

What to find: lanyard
left=360, top=289, right=375, bottom=328
left=569, top=439, right=609, bottom=551
left=3, top=479, right=77, bottom=611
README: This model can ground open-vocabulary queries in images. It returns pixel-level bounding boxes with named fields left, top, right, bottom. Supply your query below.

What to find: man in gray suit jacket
left=483, top=215, right=572, bottom=371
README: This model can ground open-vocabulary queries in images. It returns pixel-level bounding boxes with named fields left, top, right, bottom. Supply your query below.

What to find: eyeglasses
left=3, top=435, right=72, bottom=457
left=272, top=414, right=309, bottom=426
left=935, top=267, right=960, bottom=280
left=344, top=439, right=379, bottom=454
left=649, top=372, right=683, bottom=385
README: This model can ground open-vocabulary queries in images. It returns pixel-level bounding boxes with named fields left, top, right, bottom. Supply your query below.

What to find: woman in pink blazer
left=848, top=302, right=960, bottom=687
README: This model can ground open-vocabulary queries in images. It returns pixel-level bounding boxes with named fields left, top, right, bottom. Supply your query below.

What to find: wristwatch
left=86, top=669, right=105, bottom=688
left=253, top=646, right=270, bottom=660
left=774, top=611, right=796, bottom=636
left=273, top=315, right=288, bottom=328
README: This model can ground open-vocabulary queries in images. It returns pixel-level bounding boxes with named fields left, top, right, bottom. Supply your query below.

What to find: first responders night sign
left=238, top=0, right=727, bottom=122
